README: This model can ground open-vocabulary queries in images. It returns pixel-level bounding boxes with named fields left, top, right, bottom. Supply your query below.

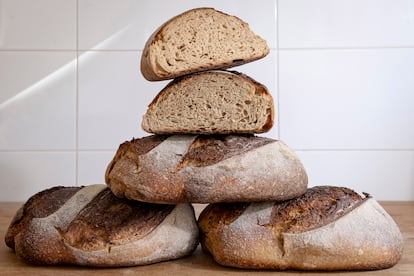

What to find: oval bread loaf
left=5, top=185, right=199, bottom=267
left=141, top=70, right=274, bottom=135
left=141, top=7, right=269, bottom=81
left=198, top=186, right=404, bottom=270
left=105, top=134, right=308, bottom=204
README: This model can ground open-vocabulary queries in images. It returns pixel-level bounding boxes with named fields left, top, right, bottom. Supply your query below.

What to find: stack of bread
left=5, top=8, right=403, bottom=270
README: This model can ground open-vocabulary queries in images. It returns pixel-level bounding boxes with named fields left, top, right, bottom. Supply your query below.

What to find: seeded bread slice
left=141, top=7, right=270, bottom=81
left=142, top=70, right=274, bottom=135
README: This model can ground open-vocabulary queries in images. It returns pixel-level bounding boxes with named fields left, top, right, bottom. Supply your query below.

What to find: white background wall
left=0, top=0, right=413, bottom=201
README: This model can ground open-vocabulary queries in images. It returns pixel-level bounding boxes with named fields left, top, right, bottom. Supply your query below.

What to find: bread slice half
left=198, top=186, right=404, bottom=270
left=141, top=7, right=270, bottom=81
left=5, top=185, right=199, bottom=266
left=142, top=70, right=274, bottom=134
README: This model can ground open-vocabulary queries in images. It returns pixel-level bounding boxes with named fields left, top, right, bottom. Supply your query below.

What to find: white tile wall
left=0, top=0, right=76, bottom=50
left=279, top=0, right=414, bottom=48
left=0, top=0, right=413, bottom=201
left=279, top=48, right=414, bottom=150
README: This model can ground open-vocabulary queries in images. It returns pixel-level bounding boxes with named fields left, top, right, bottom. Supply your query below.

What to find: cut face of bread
left=141, top=7, right=270, bottom=81
left=142, top=70, right=274, bottom=134
left=198, top=186, right=404, bottom=270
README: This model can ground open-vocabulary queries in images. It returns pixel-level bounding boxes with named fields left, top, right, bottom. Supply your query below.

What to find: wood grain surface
left=1, top=202, right=413, bottom=275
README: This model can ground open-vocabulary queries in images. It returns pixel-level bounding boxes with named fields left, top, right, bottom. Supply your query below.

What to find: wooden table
left=1, top=202, right=413, bottom=275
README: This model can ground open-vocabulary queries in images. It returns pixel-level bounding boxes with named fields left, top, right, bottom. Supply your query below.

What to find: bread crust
left=198, top=186, right=404, bottom=270
left=6, top=185, right=199, bottom=266
left=141, top=70, right=274, bottom=135
left=141, top=8, right=269, bottom=81
left=105, top=135, right=308, bottom=204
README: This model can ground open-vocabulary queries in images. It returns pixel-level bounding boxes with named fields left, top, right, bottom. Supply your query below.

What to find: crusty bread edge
left=70, top=203, right=199, bottom=267
left=14, top=184, right=107, bottom=265
left=200, top=198, right=404, bottom=270
left=141, top=70, right=275, bottom=134
left=140, top=7, right=270, bottom=81
left=107, top=135, right=308, bottom=204
left=13, top=185, right=199, bottom=266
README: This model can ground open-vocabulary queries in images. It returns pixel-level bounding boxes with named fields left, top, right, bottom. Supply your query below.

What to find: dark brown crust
left=199, top=202, right=250, bottom=228
left=176, top=135, right=273, bottom=170
left=198, top=186, right=404, bottom=270
left=268, top=186, right=365, bottom=234
left=198, top=202, right=250, bottom=255
left=125, top=135, right=169, bottom=156
left=59, top=189, right=175, bottom=251
left=105, top=135, right=168, bottom=184
left=5, top=186, right=80, bottom=249
left=106, top=135, right=308, bottom=204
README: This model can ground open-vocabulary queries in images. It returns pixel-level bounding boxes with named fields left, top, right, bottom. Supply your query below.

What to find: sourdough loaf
left=141, top=7, right=269, bottom=81
left=141, top=70, right=274, bottom=134
left=198, top=186, right=404, bottom=270
left=5, top=185, right=199, bottom=266
left=105, top=135, right=308, bottom=204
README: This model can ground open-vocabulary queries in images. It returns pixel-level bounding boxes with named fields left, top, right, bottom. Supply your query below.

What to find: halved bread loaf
left=198, top=186, right=404, bottom=270
left=5, top=185, right=199, bottom=266
left=142, top=70, right=274, bottom=134
left=141, top=7, right=270, bottom=81
left=105, top=135, right=308, bottom=204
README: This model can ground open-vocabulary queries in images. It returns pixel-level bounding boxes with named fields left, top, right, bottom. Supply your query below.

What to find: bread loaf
left=105, top=134, right=308, bottom=204
left=141, top=7, right=269, bottom=81
left=141, top=70, right=274, bottom=135
left=198, top=186, right=404, bottom=270
left=5, top=185, right=199, bottom=266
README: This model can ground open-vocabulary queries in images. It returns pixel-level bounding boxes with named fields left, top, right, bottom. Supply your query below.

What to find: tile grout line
left=1, top=148, right=413, bottom=153
left=1, top=46, right=414, bottom=52
left=276, top=0, right=281, bottom=140
left=75, top=0, right=79, bottom=186
left=278, top=45, right=414, bottom=51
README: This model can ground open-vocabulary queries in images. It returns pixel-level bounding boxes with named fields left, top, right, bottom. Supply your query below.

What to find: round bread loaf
left=105, top=134, right=308, bottom=204
left=5, top=184, right=199, bottom=267
left=198, top=186, right=404, bottom=270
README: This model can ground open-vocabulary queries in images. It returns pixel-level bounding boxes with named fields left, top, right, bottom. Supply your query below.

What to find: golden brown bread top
left=5, top=186, right=80, bottom=249
left=59, top=189, right=175, bottom=251
left=6, top=186, right=175, bottom=253
left=176, top=135, right=273, bottom=169
left=123, top=135, right=168, bottom=156
left=268, top=186, right=365, bottom=234
left=199, top=186, right=366, bottom=234
left=108, top=135, right=274, bottom=174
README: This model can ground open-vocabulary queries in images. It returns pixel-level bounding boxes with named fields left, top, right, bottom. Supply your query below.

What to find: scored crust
left=106, top=135, right=308, bottom=204
left=6, top=185, right=199, bottom=266
left=198, top=186, right=404, bottom=270
left=141, top=8, right=270, bottom=81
